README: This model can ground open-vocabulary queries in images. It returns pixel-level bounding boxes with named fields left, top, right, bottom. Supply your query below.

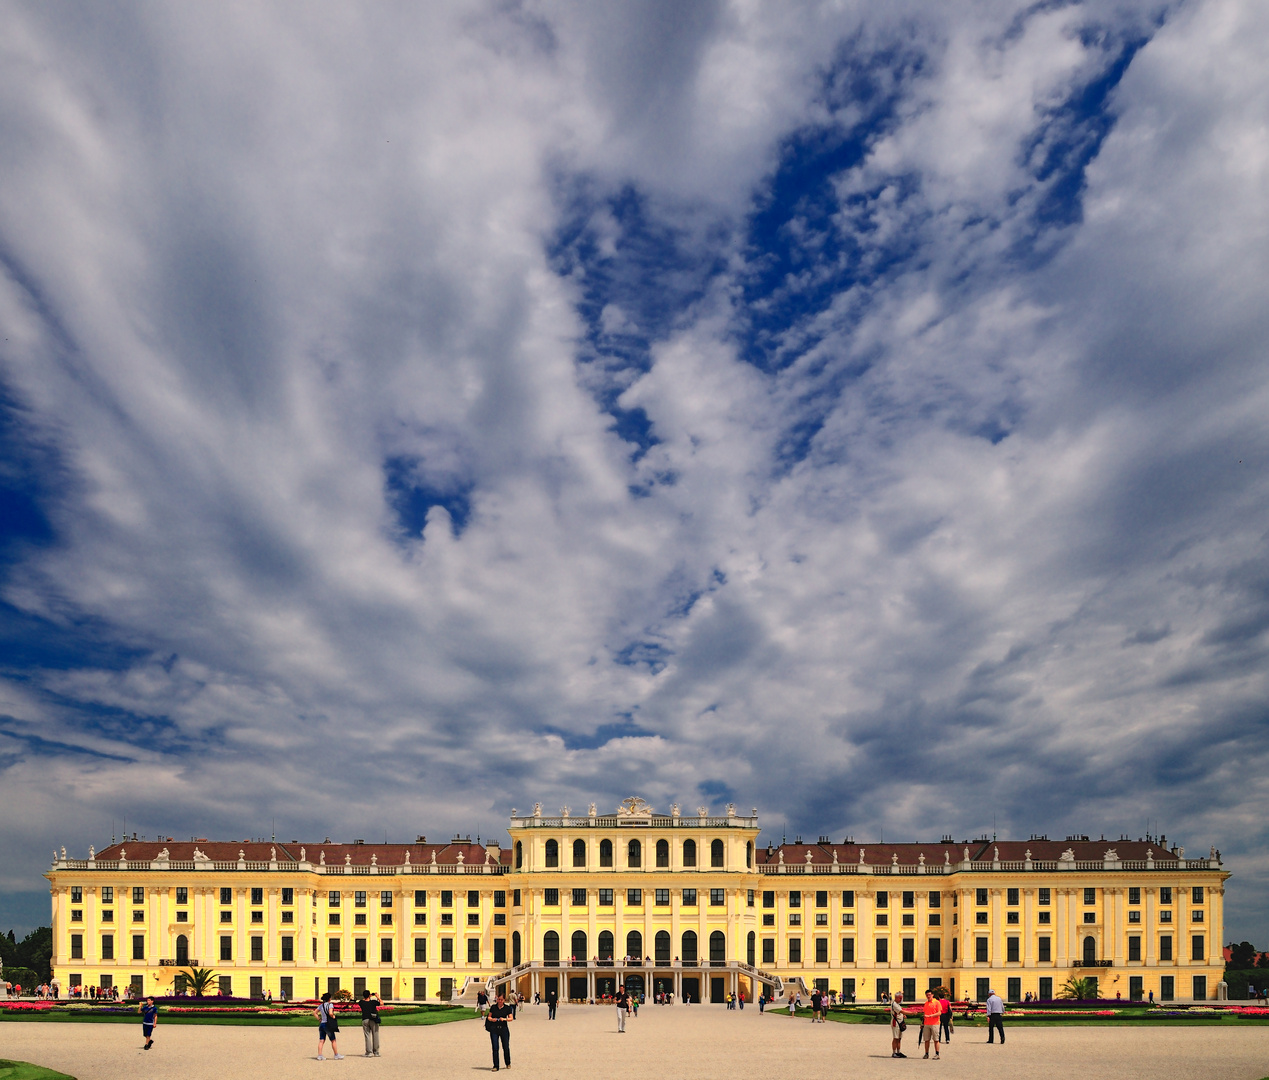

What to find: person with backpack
left=939, top=990, right=953, bottom=1044
left=889, top=992, right=907, bottom=1058
left=359, top=989, right=381, bottom=1057
left=315, top=992, right=344, bottom=1060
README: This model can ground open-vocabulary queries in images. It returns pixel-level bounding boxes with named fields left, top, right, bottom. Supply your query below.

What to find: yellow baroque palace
left=46, top=797, right=1228, bottom=1004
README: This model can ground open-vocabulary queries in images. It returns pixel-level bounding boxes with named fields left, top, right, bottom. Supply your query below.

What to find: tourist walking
left=758, top=992, right=765, bottom=1013
left=985, top=988, right=1005, bottom=1044
left=547, top=988, right=557, bottom=1019
left=889, top=992, right=907, bottom=1058
left=614, top=984, right=628, bottom=1032
left=360, top=989, right=381, bottom=1057
left=315, top=993, right=344, bottom=1060
left=478, top=988, right=488, bottom=1016
left=921, top=989, right=941, bottom=1059
left=140, top=996, right=158, bottom=1050
left=811, top=988, right=823, bottom=1022
left=939, top=991, right=953, bottom=1043
left=486, top=991, right=514, bottom=1071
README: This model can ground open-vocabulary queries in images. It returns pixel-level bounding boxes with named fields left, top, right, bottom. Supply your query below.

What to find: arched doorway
left=711, top=839, right=725, bottom=867
left=626, top=930, right=642, bottom=960
left=544, top=931, right=559, bottom=963
left=598, top=930, right=614, bottom=961
left=656, top=839, right=669, bottom=867
left=1083, top=936, right=1097, bottom=964
left=627, top=839, right=641, bottom=867
left=600, top=839, right=613, bottom=867
left=655, top=930, right=671, bottom=963
left=175, top=934, right=189, bottom=965
left=545, top=839, right=559, bottom=867
left=683, top=839, right=697, bottom=866
left=573, top=839, right=586, bottom=867
left=571, top=931, right=587, bottom=964
left=512, top=931, right=521, bottom=966
left=746, top=931, right=755, bottom=965
left=682, top=930, right=698, bottom=964
left=710, top=930, right=726, bottom=963
left=624, top=974, right=644, bottom=1000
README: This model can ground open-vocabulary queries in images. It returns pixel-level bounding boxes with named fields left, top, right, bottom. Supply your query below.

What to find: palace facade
left=46, top=798, right=1229, bottom=1003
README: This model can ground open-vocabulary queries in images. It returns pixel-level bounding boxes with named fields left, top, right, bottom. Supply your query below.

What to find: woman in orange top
left=922, top=989, right=942, bottom=1059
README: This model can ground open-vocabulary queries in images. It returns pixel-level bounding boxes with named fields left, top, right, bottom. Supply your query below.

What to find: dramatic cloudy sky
left=1, top=0, right=1267, bottom=940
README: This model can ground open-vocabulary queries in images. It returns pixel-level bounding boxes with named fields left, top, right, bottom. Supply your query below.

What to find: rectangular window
left=928, top=891, right=941, bottom=908
left=815, top=891, right=828, bottom=908
left=467, top=913, right=478, bottom=926
left=493, top=938, right=507, bottom=964
left=414, top=938, right=427, bottom=962
left=544, top=889, right=559, bottom=906
left=1192, top=976, right=1207, bottom=1001
left=876, top=913, right=888, bottom=926
left=842, top=937, right=855, bottom=963
left=1191, top=886, right=1204, bottom=905
left=1039, top=976, right=1053, bottom=1000
left=282, top=936, right=294, bottom=962
left=221, top=887, right=233, bottom=905
left=976, top=888, right=988, bottom=906
left=763, top=913, right=775, bottom=926
left=133, top=910, right=145, bottom=923
left=1191, top=910, right=1204, bottom=922
left=975, top=937, right=988, bottom=963
left=513, top=890, right=521, bottom=907
left=1006, top=911, right=1019, bottom=925
left=1128, top=936, right=1141, bottom=961
left=251, top=887, right=263, bottom=905
left=1160, top=976, right=1174, bottom=1001
left=789, top=938, right=802, bottom=963
left=842, top=890, right=855, bottom=907
left=355, top=891, right=367, bottom=907
left=494, top=891, right=505, bottom=908
left=599, top=889, right=614, bottom=907
left=977, top=977, right=990, bottom=1001
left=902, top=891, right=914, bottom=908
left=875, top=891, right=887, bottom=909
left=101, top=934, right=114, bottom=960
left=71, top=909, right=82, bottom=922
left=815, top=938, right=828, bottom=962
left=415, top=891, right=427, bottom=907
left=102, top=887, right=113, bottom=903
left=101, top=909, right=113, bottom=923
left=762, top=938, right=775, bottom=964
left=842, top=913, right=854, bottom=926
left=1159, top=909, right=1173, bottom=923
left=1006, top=937, right=1019, bottom=963
left=928, top=938, right=941, bottom=964
left=1160, top=887, right=1172, bottom=905
left=573, top=889, right=587, bottom=907
left=928, top=913, right=941, bottom=926
left=251, top=936, right=263, bottom=962
left=1191, top=935, right=1205, bottom=961
left=627, top=889, right=642, bottom=906
left=382, top=913, right=393, bottom=926
left=901, top=938, right=915, bottom=963
left=975, top=912, right=988, bottom=925
left=219, top=976, right=233, bottom=996
left=1007, top=977, right=1021, bottom=1002
left=1083, top=911, right=1096, bottom=923
left=220, top=936, right=232, bottom=961
left=441, top=939, right=453, bottom=963
left=747, top=890, right=755, bottom=907
left=133, top=886, right=144, bottom=904
left=415, top=912, right=426, bottom=926
left=1038, top=911, right=1051, bottom=924
left=329, top=913, right=341, bottom=926
left=355, top=939, right=367, bottom=963
left=467, top=939, right=480, bottom=963
left=1038, top=936, right=1051, bottom=962
left=1006, top=888, right=1019, bottom=906
left=69, top=886, right=82, bottom=904
left=329, top=891, right=341, bottom=907
left=1128, top=887, right=1140, bottom=905
left=1160, top=935, right=1173, bottom=961
left=1084, top=888, right=1096, bottom=905
left=441, top=891, right=453, bottom=908
left=655, top=889, right=670, bottom=906
left=789, top=891, right=801, bottom=908
left=1128, top=910, right=1141, bottom=924
left=710, top=889, right=725, bottom=906
left=383, top=939, right=394, bottom=963
left=381, top=891, right=393, bottom=907
left=313, top=939, right=318, bottom=960
left=816, top=913, right=829, bottom=926
left=251, top=911, right=264, bottom=924
left=281, top=888, right=292, bottom=905
left=467, top=891, right=478, bottom=908
left=70, top=934, right=83, bottom=960
left=1038, top=887, right=1050, bottom=905
left=329, top=939, right=341, bottom=963
left=789, top=912, right=802, bottom=926
left=875, top=939, right=888, bottom=963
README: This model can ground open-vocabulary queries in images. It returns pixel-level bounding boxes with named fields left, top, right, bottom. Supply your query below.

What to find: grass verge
left=0, top=1061, right=77, bottom=1080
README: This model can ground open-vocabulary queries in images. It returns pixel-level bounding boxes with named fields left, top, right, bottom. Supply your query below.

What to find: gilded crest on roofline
left=616, top=796, right=654, bottom=817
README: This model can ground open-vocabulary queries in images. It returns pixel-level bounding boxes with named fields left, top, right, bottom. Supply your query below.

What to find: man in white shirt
left=985, top=989, right=1005, bottom=1044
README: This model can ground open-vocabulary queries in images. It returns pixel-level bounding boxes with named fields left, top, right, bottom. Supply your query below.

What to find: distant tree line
left=1, top=927, right=53, bottom=984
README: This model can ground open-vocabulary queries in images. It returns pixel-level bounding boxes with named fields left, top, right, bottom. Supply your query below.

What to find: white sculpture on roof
left=617, top=796, right=654, bottom=817
left=1059, top=848, right=1075, bottom=863
left=344, top=853, right=352, bottom=866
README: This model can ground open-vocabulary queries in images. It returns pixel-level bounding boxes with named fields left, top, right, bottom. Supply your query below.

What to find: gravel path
left=3, top=1004, right=1267, bottom=1079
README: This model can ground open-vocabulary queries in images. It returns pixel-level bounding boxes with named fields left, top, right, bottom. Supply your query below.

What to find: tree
left=1, top=927, right=53, bottom=982
left=179, top=967, right=219, bottom=997
left=1059, top=976, right=1099, bottom=1001
left=1228, top=941, right=1258, bottom=970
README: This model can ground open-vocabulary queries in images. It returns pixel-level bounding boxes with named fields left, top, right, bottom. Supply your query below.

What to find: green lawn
left=0, top=1062, right=76, bottom=1080
left=0, top=1006, right=478, bottom=1028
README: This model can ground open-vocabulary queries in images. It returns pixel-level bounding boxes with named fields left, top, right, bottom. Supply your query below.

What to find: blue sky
left=2, top=0, right=1268, bottom=943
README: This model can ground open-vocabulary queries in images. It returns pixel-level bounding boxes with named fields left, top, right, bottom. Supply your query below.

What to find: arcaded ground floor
left=4, top=1001, right=1268, bottom=1080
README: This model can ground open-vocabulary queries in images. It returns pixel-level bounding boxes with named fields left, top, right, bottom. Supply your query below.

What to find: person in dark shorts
left=360, top=989, right=382, bottom=1057
left=140, top=996, right=158, bottom=1050
left=486, top=991, right=514, bottom=1071
left=316, top=992, right=344, bottom=1060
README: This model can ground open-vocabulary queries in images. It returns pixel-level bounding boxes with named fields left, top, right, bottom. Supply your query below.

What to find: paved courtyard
left=4, top=1004, right=1268, bottom=1080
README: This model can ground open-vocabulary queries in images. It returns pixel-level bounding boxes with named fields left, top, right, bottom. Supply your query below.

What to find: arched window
left=746, top=931, right=755, bottom=965
left=656, top=839, right=669, bottom=867
left=746, top=841, right=753, bottom=869
left=512, top=931, right=521, bottom=966
left=514, top=841, right=523, bottom=870
left=682, top=930, right=698, bottom=964
left=627, top=931, right=642, bottom=960
left=683, top=839, right=697, bottom=867
left=545, top=839, right=559, bottom=867
left=1083, top=936, right=1097, bottom=964
left=571, top=930, right=587, bottom=963
left=711, top=839, right=724, bottom=867
left=628, top=839, right=641, bottom=868
left=710, top=930, right=726, bottom=963
left=598, top=930, right=614, bottom=961
left=573, top=839, right=586, bottom=867
left=544, top=930, right=560, bottom=963
left=176, top=934, right=189, bottom=965
left=655, top=930, right=671, bottom=962
left=599, top=839, right=613, bottom=867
